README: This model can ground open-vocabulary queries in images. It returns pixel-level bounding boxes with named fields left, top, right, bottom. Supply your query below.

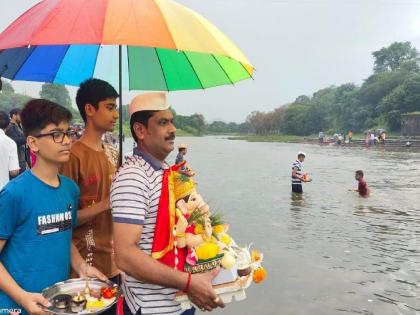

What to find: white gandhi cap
left=129, top=92, right=169, bottom=116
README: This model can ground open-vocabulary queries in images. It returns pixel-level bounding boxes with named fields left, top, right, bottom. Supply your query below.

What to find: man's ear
left=27, top=136, right=39, bottom=153
left=133, top=122, right=147, bottom=140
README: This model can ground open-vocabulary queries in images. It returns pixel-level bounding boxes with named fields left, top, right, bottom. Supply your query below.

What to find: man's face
left=182, top=148, right=187, bottom=156
left=86, top=98, right=118, bottom=132
left=355, top=173, right=361, bottom=181
left=29, top=121, right=72, bottom=165
left=298, top=156, right=305, bottom=162
left=137, top=109, right=176, bottom=160
left=11, top=113, right=21, bottom=123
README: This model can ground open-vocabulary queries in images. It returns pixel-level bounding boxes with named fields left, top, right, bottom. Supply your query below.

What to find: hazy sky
left=1, top=0, right=420, bottom=122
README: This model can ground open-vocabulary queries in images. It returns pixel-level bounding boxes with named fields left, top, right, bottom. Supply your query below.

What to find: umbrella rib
left=238, top=60, right=254, bottom=80
left=211, top=54, right=234, bottom=86
left=182, top=51, right=204, bottom=90
left=91, top=45, right=101, bottom=79
left=154, top=48, right=169, bottom=91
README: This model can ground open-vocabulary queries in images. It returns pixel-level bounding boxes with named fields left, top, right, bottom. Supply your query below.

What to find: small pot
left=237, top=266, right=252, bottom=277
left=71, top=301, right=86, bottom=313
left=71, top=294, right=86, bottom=313
left=53, top=294, right=72, bottom=309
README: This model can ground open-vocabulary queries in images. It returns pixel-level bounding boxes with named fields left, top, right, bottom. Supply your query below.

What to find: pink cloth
left=30, top=150, right=36, bottom=167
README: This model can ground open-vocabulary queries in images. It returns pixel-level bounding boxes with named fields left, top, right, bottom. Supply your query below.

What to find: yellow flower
left=220, top=234, right=231, bottom=246
left=251, top=249, right=262, bottom=262
left=213, top=225, right=224, bottom=235
left=196, top=242, right=220, bottom=260
left=194, top=224, right=203, bottom=234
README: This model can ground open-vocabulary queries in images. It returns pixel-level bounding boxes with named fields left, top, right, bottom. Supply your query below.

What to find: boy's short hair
left=9, top=108, right=21, bottom=118
left=76, top=78, right=119, bottom=122
left=130, top=110, right=158, bottom=142
left=0, top=111, right=10, bottom=129
left=355, top=170, right=364, bottom=177
left=20, top=99, right=72, bottom=137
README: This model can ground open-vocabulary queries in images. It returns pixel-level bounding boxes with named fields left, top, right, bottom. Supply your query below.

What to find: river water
left=124, top=136, right=420, bottom=315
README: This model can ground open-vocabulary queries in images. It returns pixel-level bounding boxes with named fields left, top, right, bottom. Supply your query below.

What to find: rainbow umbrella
left=0, top=0, right=254, bottom=163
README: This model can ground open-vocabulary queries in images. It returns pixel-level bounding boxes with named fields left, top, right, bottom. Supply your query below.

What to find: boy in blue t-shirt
left=0, top=99, right=106, bottom=315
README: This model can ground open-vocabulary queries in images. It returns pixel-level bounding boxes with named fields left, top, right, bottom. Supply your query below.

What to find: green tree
left=0, top=92, right=31, bottom=114
left=39, top=83, right=72, bottom=109
left=1, top=79, right=15, bottom=94
left=378, top=75, right=420, bottom=131
left=372, top=42, right=418, bottom=73
left=281, top=104, right=310, bottom=135
left=39, top=83, right=82, bottom=121
left=294, top=95, right=311, bottom=105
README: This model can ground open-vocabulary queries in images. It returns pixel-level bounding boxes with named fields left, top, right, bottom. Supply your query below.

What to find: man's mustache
left=165, top=134, right=176, bottom=141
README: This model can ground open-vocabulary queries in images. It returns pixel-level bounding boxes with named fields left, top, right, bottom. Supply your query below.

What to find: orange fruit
left=253, top=267, right=266, bottom=284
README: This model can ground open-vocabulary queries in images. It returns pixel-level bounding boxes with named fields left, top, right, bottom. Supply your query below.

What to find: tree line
left=246, top=41, right=420, bottom=136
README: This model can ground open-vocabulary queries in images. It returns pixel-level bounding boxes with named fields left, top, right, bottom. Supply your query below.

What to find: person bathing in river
left=291, top=152, right=311, bottom=194
left=353, top=170, right=370, bottom=197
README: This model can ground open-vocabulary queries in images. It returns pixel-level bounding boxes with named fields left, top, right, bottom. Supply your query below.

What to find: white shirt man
left=0, top=128, right=20, bottom=190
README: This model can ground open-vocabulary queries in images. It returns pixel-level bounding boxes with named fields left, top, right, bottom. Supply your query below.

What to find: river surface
left=124, top=136, right=420, bottom=315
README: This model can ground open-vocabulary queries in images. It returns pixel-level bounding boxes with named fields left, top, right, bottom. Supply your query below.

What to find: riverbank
left=227, top=133, right=420, bottom=149
left=227, top=134, right=304, bottom=142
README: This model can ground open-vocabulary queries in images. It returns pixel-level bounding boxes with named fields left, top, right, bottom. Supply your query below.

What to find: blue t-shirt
left=0, top=170, right=79, bottom=311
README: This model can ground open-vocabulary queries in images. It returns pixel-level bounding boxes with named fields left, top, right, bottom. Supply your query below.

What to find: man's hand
left=19, top=292, right=51, bottom=315
left=187, top=269, right=225, bottom=312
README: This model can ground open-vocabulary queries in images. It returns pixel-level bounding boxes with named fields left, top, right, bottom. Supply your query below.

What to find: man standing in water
left=354, top=170, right=370, bottom=197
left=291, top=152, right=311, bottom=194
left=175, top=144, right=194, bottom=177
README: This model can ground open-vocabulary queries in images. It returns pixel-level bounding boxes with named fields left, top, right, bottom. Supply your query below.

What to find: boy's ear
left=27, top=136, right=39, bottom=153
left=85, top=103, right=97, bottom=119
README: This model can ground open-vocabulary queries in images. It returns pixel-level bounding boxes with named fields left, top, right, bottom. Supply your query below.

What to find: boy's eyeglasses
left=33, top=130, right=76, bottom=143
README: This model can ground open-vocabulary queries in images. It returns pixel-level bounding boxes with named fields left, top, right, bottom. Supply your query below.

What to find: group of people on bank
left=0, top=78, right=223, bottom=315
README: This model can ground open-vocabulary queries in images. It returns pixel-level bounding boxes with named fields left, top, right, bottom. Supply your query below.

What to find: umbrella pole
left=118, top=45, right=123, bottom=166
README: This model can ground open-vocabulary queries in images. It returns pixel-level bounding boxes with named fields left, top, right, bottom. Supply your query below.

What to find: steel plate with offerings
left=41, top=278, right=121, bottom=315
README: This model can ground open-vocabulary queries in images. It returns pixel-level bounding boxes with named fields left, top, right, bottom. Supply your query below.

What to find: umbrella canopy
left=0, top=0, right=253, bottom=90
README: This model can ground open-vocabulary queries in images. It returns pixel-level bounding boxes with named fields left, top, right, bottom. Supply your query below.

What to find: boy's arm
left=77, top=198, right=110, bottom=226
left=0, top=240, right=51, bottom=315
